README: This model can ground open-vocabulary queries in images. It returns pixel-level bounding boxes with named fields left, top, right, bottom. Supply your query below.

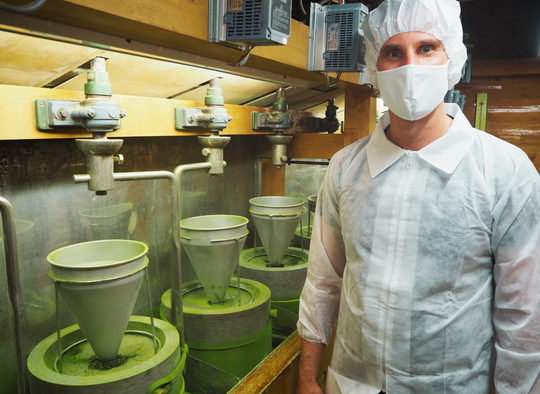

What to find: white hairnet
left=363, top=0, right=468, bottom=90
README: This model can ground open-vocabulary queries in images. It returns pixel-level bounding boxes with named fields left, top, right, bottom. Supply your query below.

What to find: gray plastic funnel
left=180, top=215, right=248, bottom=304
left=249, top=196, right=304, bottom=267
left=47, top=239, right=148, bottom=361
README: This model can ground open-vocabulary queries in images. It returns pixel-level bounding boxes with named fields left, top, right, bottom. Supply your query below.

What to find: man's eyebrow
left=417, top=38, right=442, bottom=46
left=380, top=38, right=442, bottom=52
left=380, top=43, right=401, bottom=52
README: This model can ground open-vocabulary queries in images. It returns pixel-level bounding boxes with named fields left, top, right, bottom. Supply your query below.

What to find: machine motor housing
left=210, top=0, right=293, bottom=46
left=308, top=2, right=369, bottom=72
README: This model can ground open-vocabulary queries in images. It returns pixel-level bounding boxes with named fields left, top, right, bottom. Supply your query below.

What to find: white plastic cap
left=363, top=0, right=468, bottom=90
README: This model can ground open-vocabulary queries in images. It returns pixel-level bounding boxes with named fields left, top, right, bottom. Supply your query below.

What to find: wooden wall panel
left=456, top=61, right=540, bottom=172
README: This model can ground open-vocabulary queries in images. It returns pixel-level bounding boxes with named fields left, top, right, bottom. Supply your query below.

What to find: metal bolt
left=187, top=115, right=195, bottom=124
left=119, top=110, right=127, bottom=118
left=85, top=108, right=96, bottom=118
left=87, top=72, right=95, bottom=81
left=280, top=155, right=288, bottom=163
left=262, top=116, right=268, bottom=125
left=201, top=148, right=211, bottom=157
left=56, top=107, right=69, bottom=120
left=40, top=121, right=46, bottom=127
left=39, top=102, right=44, bottom=108
left=228, top=116, right=233, bottom=122
left=209, top=115, right=216, bottom=122
left=108, top=108, right=119, bottom=118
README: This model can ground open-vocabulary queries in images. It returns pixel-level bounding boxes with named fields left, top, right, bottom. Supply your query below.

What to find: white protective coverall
left=297, top=104, right=540, bottom=394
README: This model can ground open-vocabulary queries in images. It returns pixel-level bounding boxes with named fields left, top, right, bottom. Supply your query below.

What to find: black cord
left=0, top=0, right=47, bottom=13
left=298, top=0, right=307, bottom=17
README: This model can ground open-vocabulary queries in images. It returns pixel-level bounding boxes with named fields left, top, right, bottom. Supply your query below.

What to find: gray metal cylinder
left=87, top=154, right=114, bottom=192
left=161, top=279, right=271, bottom=349
left=239, top=247, right=308, bottom=300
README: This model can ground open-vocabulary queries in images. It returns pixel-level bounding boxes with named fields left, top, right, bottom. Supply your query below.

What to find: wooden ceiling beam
left=0, top=0, right=364, bottom=90
left=0, top=84, right=325, bottom=140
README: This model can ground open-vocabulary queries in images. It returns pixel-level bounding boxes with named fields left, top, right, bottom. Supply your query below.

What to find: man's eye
left=389, top=51, right=399, bottom=58
left=421, top=46, right=432, bottom=54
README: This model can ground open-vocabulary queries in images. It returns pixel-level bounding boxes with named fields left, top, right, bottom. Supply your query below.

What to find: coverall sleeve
left=491, top=157, right=540, bottom=394
left=297, top=156, right=347, bottom=345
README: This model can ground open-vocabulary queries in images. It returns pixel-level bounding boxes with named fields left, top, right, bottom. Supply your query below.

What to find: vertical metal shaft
left=235, top=238, right=241, bottom=306
left=55, top=282, right=63, bottom=373
left=0, top=197, right=26, bottom=394
left=300, top=215, right=304, bottom=255
left=144, top=268, right=159, bottom=355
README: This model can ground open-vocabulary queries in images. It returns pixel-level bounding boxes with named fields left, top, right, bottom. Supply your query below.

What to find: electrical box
left=308, top=2, right=369, bottom=72
left=209, top=0, right=293, bottom=46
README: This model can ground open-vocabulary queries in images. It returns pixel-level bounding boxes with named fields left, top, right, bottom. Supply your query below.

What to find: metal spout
left=267, top=134, right=292, bottom=168
left=76, top=137, right=123, bottom=194
left=198, top=135, right=230, bottom=175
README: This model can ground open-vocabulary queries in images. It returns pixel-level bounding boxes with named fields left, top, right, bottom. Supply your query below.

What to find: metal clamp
left=251, top=111, right=293, bottom=131
left=35, top=98, right=125, bottom=131
left=249, top=210, right=302, bottom=218
left=175, top=106, right=232, bottom=130
left=209, top=231, right=249, bottom=243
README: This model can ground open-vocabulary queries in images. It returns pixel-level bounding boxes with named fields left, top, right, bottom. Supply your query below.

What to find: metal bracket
left=174, top=107, right=232, bottom=131
left=251, top=112, right=294, bottom=131
left=34, top=98, right=124, bottom=131
left=310, top=98, right=340, bottom=134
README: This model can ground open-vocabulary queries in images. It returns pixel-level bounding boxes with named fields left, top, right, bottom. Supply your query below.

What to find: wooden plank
left=58, top=51, right=225, bottom=99
left=344, top=87, right=377, bottom=145
left=0, top=0, right=361, bottom=88
left=0, top=84, right=328, bottom=140
left=471, top=59, right=540, bottom=78
left=33, top=49, right=106, bottom=88
left=174, top=74, right=281, bottom=105
left=455, top=76, right=540, bottom=137
left=0, top=31, right=99, bottom=86
left=287, top=134, right=345, bottom=160
left=289, top=89, right=344, bottom=112
left=230, top=333, right=301, bottom=394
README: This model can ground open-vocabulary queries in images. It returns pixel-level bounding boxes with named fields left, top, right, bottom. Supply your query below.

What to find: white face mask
left=376, top=62, right=449, bottom=121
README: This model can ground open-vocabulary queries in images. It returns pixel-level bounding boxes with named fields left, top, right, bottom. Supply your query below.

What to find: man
left=297, top=0, right=540, bottom=393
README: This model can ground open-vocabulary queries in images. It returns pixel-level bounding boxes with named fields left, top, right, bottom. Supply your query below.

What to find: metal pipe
left=74, top=170, right=185, bottom=347
left=173, top=162, right=212, bottom=346
left=286, top=159, right=330, bottom=166
left=0, top=0, right=46, bottom=14
left=0, top=197, right=26, bottom=394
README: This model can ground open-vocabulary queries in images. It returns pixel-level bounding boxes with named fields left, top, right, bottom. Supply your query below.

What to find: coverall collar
left=366, top=104, right=476, bottom=178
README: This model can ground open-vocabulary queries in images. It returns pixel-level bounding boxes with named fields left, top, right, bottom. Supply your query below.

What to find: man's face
left=376, top=31, right=448, bottom=71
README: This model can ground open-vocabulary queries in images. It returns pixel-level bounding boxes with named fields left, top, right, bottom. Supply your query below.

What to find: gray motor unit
left=209, top=0, right=292, bottom=46
left=308, top=2, right=369, bottom=72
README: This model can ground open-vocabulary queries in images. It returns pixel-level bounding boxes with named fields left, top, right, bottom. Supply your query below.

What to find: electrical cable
left=365, top=83, right=380, bottom=97
left=233, top=45, right=255, bottom=67
left=326, top=71, right=342, bottom=87
left=0, top=0, right=47, bottom=13
left=298, top=0, right=307, bottom=17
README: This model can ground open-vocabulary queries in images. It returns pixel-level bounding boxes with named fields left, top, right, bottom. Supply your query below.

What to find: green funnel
left=180, top=215, right=248, bottom=304
left=47, top=240, right=149, bottom=361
